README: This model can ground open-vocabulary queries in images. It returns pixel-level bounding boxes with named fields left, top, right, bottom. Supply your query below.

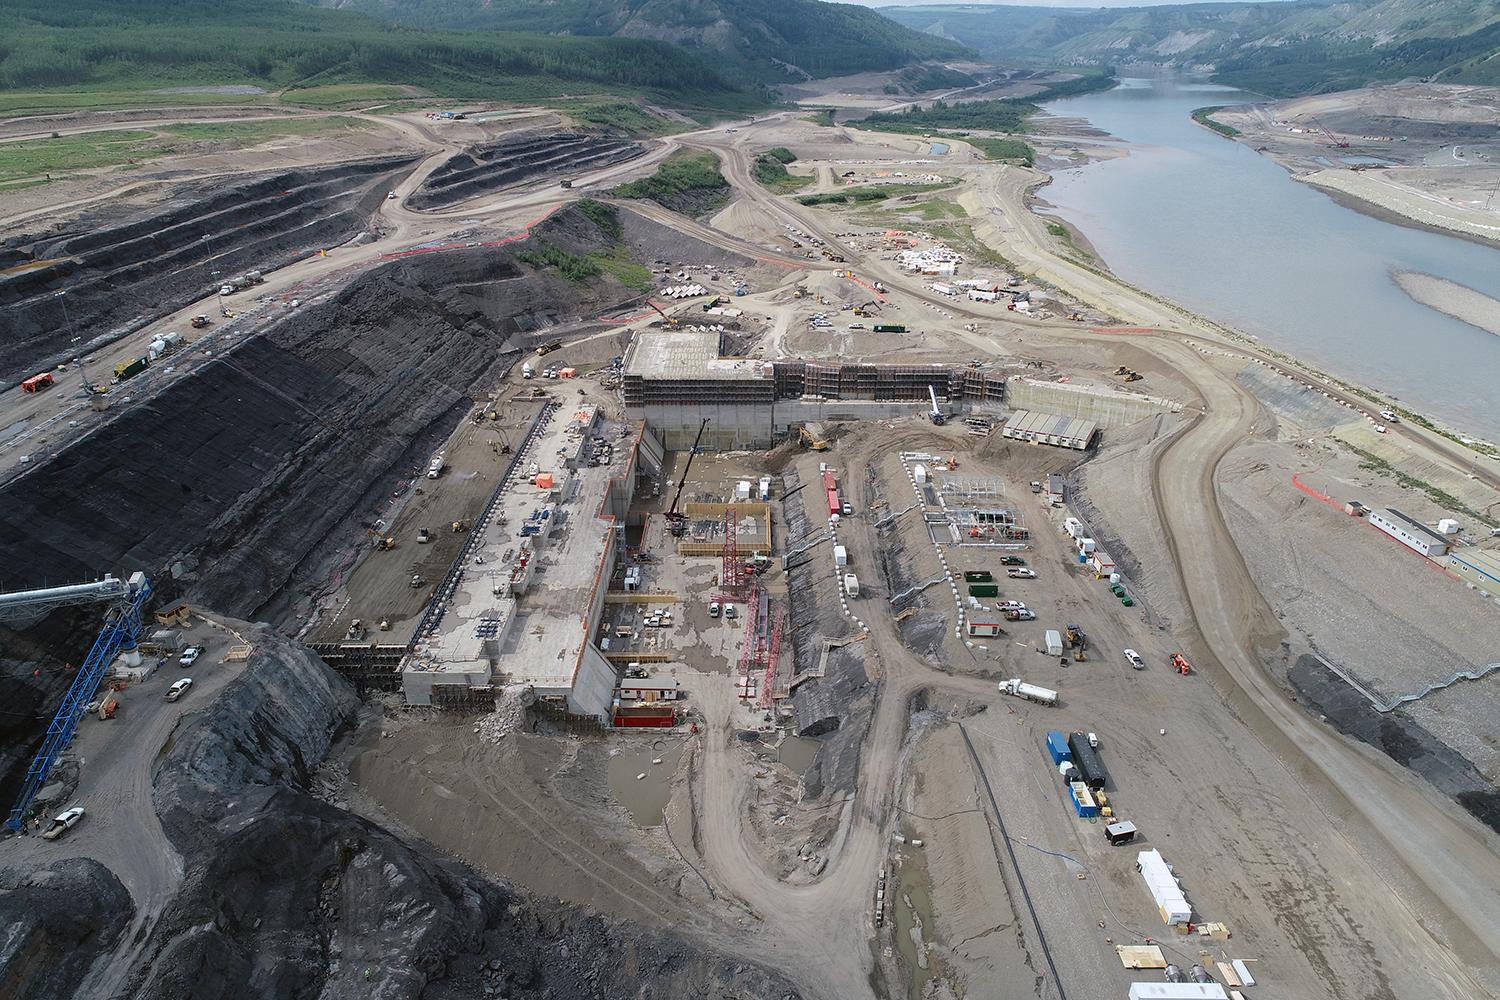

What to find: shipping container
left=968, top=584, right=999, bottom=598
left=1045, top=731, right=1071, bottom=764
left=114, top=357, right=147, bottom=381
left=1068, top=731, right=1108, bottom=791
left=834, top=545, right=848, bottom=568
left=21, top=372, right=55, bottom=393
left=827, top=489, right=841, bottom=516
left=1044, top=629, right=1064, bottom=656
left=872, top=323, right=906, bottom=333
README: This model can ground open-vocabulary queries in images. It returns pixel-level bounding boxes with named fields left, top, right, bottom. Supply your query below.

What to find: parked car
left=724, top=604, right=738, bottom=620
left=1123, top=649, right=1146, bottom=670
left=1000, top=556, right=1026, bottom=566
left=1006, top=609, right=1037, bottom=622
left=178, top=645, right=203, bottom=667
left=40, top=806, right=85, bottom=841
left=1007, top=568, right=1037, bottom=579
left=996, top=600, right=1027, bottom=611
left=708, top=602, right=721, bottom=618
left=166, top=678, right=194, bottom=702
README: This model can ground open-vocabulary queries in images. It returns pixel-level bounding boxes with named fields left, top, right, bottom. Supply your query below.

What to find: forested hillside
left=313, top=0, right=973, bottom=84
left=880, top=0, right=1500, bottom=96
left=0, top=0, right=756, bottom=111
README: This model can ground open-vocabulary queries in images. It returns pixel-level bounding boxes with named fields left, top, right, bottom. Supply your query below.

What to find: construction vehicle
left=373, top=536, right=395, bottom=551
left=1170, top=652, right=1192, bottom=675
left=1065, top=624, right=1088, bottom=663
left=346, top=619, right=366, bottom=641
left=190, top=315, right=211, bottom=329
left=95, top=692, right=119, bottom=720
left=998, top=678, right=1057, bottom=706
left=799, top=424, right=829, bottom=451
left=21, top=372, right=55, bottom=393
left=451, top=520, right=469, bottom=533
left=665, top=418, right=709, bottom=537
left=560, top=179, right=573, bottom=189
left=410, top=574, right=426, bottom=589
left=417, top=527, right=431, bottom=544
left=928, top=385, right=946, bottom=426
left=535, top=341, right=562, bottom=356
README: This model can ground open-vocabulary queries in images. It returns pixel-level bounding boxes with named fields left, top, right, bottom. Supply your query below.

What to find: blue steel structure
left=5, top=575, right=153, bottom=831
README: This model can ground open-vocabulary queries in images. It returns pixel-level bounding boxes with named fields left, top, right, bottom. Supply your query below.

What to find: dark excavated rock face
left=109, top=628, right=803, bottom=1000
left=0, top=858, right=133, bottom=1000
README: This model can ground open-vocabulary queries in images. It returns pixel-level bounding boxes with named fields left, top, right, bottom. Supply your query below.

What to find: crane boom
left=666, top=419, right=709, bottom=535
left=6, top=572, right=152, bottom=831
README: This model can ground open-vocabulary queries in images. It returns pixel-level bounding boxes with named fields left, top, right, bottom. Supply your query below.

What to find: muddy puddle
left=893, top=859, right=938, bottom=998
left=775, top=734, right=820, bottom=774
left=606, top=737, right=685, bottom=827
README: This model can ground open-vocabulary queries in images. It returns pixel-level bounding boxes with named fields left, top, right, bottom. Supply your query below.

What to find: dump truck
left=998, top=678, right=1057, bottom=706
left=190, top=315, right=211, bottom=329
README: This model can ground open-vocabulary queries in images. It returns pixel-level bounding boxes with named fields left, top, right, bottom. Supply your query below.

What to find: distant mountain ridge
left=311, top=0, right=974, bottom=85
left=879, top=0, right=1500, bottom=96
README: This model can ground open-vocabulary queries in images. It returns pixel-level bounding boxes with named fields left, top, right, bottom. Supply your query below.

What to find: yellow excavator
left=799, top=424, right=829, bottom=451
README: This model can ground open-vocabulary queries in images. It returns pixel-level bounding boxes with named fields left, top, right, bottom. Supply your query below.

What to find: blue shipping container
left=1045, top=731, right=1072, bottom=765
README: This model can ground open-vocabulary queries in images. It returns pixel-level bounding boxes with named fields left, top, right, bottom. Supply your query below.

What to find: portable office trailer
left=1045, top=731, right=1071, bottom=764
left=1105, top=820, right=1138, bottom=846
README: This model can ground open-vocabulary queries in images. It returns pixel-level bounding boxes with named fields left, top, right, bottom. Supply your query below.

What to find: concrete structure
left=1369, top=507, right=1452, bottom=559
left=1005, top=377, right=1177, bottom=429
left=403, top=411, right=655, bottom=719
left=621, top=329, right=1009, bottom=451
left=1002, top=409, right=1097, bottom=451
left=1449, top=547, right=1500, bottom=598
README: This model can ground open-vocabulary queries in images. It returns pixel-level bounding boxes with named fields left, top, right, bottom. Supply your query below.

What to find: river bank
left=1036, top=78, right=1500, bottom=444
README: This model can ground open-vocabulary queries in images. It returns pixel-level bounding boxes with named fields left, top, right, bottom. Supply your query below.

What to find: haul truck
left=998, top=678, right=1057, bottom=706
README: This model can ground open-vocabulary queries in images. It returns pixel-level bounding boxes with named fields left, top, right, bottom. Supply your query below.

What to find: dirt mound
left=410, top=132, right=643, bottom=211
left=0, top=157, right=415, bottom=384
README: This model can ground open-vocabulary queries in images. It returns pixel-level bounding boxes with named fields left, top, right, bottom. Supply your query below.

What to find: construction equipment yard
left=2, top=92, right=1500, bottom=1000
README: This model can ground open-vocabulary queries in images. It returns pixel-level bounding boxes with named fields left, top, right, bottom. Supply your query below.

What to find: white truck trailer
left=1044, top=629, right=1064, bottom=656
left=997, top=678, right=1057, bottom=706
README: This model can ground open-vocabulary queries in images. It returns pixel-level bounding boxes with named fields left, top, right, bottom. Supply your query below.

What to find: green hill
left=309, top=0, right=974, bottom=85
left=878, top=0, right=1500, bottom=96
left=0, top=0, right=757, bottom=113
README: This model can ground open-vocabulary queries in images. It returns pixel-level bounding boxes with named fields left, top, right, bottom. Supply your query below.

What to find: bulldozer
left=1065, top=623, right=1088, bottom=661
left=451, top=520, right=469, bottom=533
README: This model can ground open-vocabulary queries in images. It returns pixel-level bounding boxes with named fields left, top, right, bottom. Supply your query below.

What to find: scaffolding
left=675, top=502, right=772, bottom=557
left=937, top=476, right=1006, bottom=503
left=722, top=507, right=745, bottom=595
left=736, top=581, right=763, bottom=699
left=759, top=609, right=785, bottom=708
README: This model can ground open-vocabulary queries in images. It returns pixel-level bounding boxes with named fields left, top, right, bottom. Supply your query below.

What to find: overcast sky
left=856, top=0, right=1293, bottom=7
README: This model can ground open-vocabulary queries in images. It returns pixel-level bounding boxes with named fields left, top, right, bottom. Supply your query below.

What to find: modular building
left=1449, top=547, right=1500, bottom=599
left=967, top=621, right=1005, bottom=637
left=1136, top=849, right=1192, bottom=925
left=1368, top=507, right=1452, bottom=558
left=1069, top=781, right=1098, bottom=817
left=1045, top=730, right=1072, bottom=764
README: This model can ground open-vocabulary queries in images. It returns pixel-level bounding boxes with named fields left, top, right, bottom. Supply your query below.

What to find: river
left=1040, top=77, right=1500, bottom=441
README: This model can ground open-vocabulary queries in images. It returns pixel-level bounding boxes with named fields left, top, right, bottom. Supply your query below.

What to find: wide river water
left=1040, top=77, right=1500, bottom=441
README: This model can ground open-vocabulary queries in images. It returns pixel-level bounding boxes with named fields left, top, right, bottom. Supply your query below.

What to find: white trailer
left=1136, top=848, right=1192, bottom=925
left=1063, top=517, right=1083, bottom=539
left=997, top=678, right=1057, bottom=705
left=834, top=545, right=848, bottom=568
left=1044, top=629, right=1064, bottom=656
